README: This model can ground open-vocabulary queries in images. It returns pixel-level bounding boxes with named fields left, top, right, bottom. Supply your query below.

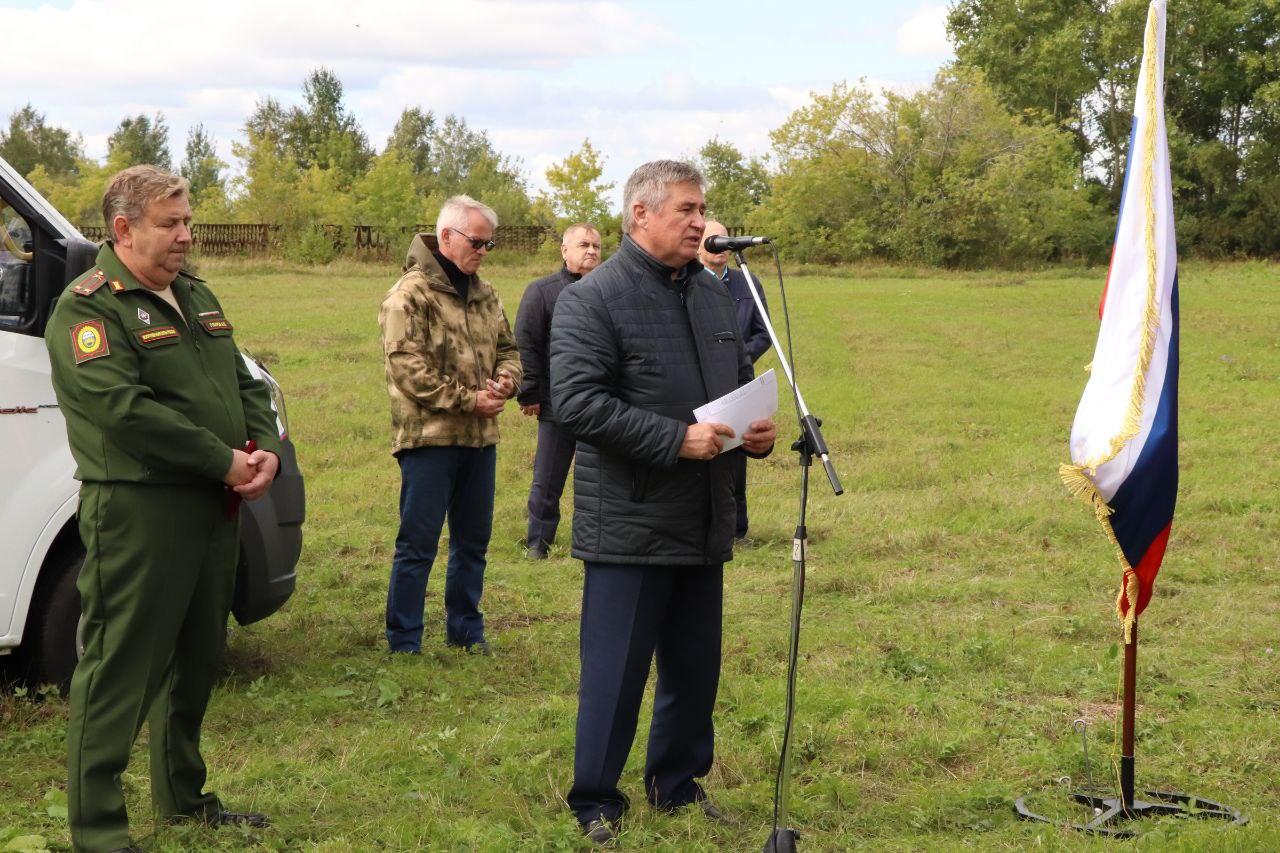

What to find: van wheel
left=17, top=542, right=84, bottom=692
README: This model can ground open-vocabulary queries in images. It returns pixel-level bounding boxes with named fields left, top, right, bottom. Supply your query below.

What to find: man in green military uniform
left=46, top=166, right=282, bottom=852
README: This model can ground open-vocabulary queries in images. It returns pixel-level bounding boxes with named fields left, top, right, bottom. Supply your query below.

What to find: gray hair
left=436, top=194, right=498, bottom=236
left=622, top=160, right=706, bottom=233
left=102, top=165, right=189, bottom=235
left=562, top=222, right=600, bottom=244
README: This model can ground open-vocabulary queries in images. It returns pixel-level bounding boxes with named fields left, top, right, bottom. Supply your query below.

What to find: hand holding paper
left=692, top=369, right=780, bottom=455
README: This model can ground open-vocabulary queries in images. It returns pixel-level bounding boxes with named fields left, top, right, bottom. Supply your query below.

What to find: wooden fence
left=77, top=223, right=557, bottom=258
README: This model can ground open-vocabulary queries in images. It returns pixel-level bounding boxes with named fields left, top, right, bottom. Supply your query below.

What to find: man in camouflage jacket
left=378, top=195, right=521, bottom=654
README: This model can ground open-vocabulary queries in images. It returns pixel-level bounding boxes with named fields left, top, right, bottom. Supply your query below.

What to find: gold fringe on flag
left=1061, top=5, right=1163, bottom=645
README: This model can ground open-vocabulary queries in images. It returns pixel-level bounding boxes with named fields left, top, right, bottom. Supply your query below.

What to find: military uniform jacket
left=379, top=233, right=523, bottom=453
left=46, top=243, right=283, bottom=485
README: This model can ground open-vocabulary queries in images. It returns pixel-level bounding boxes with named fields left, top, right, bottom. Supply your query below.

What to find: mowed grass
left=2, top=258, right=1278, bottom=851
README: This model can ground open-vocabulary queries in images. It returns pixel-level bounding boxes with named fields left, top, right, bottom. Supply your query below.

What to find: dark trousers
left=525, top=418, right=576, bottom=550
left=734, top=452, right=749, bottom=538
left=568, top=562, right=724, bottom=827
left=386, top=445, right=495, bottom=651
left=69, top=482, right=236, bottom=852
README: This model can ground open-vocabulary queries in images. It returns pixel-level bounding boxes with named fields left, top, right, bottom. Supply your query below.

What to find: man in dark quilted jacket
left=550, top=160, right=776, bottom=844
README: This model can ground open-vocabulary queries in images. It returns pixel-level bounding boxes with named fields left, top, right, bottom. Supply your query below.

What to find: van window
left=0, top=201, right=33, bottom=327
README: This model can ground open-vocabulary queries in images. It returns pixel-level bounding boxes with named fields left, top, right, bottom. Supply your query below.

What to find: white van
left=1, top=156, right=304, bottom=687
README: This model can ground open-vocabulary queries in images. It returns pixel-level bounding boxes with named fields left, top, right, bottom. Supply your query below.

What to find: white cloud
left=896, top=5, right=952, bottom=57
left=1, top=0, right=952, bottom=213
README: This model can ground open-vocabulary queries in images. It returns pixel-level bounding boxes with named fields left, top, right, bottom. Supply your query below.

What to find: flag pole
left=1120, top=618, right=1138, bottom=812
left=1016, top=605, right=1247, bottom=835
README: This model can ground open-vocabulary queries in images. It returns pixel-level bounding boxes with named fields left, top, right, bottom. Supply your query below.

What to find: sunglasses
left=449, top=229, right=496, bottom=251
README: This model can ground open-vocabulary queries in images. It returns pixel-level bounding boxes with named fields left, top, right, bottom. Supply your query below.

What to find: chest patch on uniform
left=137, top=307, right=151, bottom=325
left=70, top=319, right=110, bottom=363
left=134, top=325, right=180, bottom=348
left=200, top=316, right=233, bottom=334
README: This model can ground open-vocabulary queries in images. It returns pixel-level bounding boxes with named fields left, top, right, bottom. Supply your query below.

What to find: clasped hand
left=475, top=369, right=516, bottom=418
left=222, top=448, right=280, bottom=500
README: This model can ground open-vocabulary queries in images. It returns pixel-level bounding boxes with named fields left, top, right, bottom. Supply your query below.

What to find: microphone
left=703, top=234, right=772, bottom=253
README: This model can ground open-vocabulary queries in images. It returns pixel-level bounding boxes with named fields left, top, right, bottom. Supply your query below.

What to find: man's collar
left=620, top=234, right=704, bottom=281
left=561, top=263, right=583, bottom=282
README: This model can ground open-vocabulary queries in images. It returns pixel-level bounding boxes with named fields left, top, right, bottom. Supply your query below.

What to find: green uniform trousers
left=68, top=481, right=238, bottom=853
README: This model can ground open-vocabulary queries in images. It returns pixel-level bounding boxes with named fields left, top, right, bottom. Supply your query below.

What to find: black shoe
left=205, top=810, right=270, bottom=828
left=697, top=796, right=729, bottom=822
left=447, top=639, right=492, bottom=656
left=582, top=817, right=617, bottom=846
left=525, top=546, right=549, bottom=560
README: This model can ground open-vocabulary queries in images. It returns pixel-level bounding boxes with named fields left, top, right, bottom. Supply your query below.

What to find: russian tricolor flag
left=1062, top=0, right=1177, bottom=639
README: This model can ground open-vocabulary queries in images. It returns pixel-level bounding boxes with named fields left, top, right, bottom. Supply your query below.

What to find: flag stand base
left=1015, top=620, right=1247, bottom=837
left=1014, top=788, right=1248, bottom=838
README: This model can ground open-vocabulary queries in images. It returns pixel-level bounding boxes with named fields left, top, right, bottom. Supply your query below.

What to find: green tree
left=230, top=128, right=302, bottom=227
left=698, top=138, right=769, bottom=227
left=0, top=104, right=82, bottom=179
left=541, top=139, right=615, bottom=225
left=27, top=158, right=112, bottom=226
left=180, top=124, right=226, bottom=209
left=950, top=0, right=1280, bottom=255
left=354, top=150, right=428, bottom=231
left=386, top=107, right=436, bottom=178
left=758, top=72, right=1105, bottom=267
left=283, top=68, right=372, bottom=179
left=107, top=113, right=172, bottom=169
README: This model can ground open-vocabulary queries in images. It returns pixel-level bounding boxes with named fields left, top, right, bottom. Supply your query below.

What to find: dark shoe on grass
left=582, top=817, right=617, bottom=846
left=697, top=796, right=729, bottom=822
left=447, top=639, right=492, bottom=656
left=205, top=810, right=270, bottom=828
left=525, top=546, right=549, bottom=560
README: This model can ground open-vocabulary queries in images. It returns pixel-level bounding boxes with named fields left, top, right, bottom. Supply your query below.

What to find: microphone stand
left=733, top=249, right=842, bottom=853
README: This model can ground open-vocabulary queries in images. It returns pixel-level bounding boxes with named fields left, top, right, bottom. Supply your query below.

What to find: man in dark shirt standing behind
left=514, top=223, right=602, bottom=558
left=698, top=219, right=772, bottom=541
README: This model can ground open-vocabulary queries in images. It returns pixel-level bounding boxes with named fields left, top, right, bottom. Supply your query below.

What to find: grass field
left=2, top=258, right=1278, bottom=851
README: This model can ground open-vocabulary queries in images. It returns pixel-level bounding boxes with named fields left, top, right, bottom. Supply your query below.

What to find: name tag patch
left=134, top=325, right=181, bottom=348
left=200, top=316, right=233, bottom=334
left=71, top=319, right=110, bottom=363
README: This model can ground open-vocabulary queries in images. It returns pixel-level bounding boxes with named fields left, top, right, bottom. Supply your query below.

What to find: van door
left=0, top=203, right=78, bottom=637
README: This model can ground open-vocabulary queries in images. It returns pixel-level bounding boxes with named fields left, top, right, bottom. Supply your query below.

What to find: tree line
left=4, top=1, right=1277, bottom=267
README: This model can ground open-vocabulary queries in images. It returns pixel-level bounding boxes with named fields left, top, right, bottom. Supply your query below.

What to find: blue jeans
left=386, top=445, right=496, bottom=652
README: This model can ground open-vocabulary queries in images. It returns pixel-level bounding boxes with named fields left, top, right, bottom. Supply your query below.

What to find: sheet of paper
left=692, top=368, right=779, bottom=453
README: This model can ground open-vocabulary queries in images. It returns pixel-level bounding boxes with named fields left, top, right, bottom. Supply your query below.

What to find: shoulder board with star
left=71, top=268, right=109, bottom=297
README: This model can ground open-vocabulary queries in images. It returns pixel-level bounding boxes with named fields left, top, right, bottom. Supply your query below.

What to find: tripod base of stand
left=1015, top=789, right=1248, bottom=838
left=763, top=827, right=800, bottom=852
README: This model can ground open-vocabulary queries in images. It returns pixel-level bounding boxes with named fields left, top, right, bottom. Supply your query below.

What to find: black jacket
left=550, top=236, right=769, bottom=565
left=514, top=264, right=580, bottom=419
left=722, top=267, right=772, bottom=364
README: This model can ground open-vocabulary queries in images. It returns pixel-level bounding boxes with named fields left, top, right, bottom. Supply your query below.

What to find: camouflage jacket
left=379, top=234, right=522, bottom=452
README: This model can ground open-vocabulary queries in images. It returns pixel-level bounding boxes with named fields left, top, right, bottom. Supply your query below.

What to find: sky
left=2, top=0, right=954, bottom=205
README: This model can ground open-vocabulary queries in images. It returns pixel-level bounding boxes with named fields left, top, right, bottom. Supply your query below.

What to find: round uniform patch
left=70, top=318, right=111, bottom=364
left=79, top=326, right=101, bottom=353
